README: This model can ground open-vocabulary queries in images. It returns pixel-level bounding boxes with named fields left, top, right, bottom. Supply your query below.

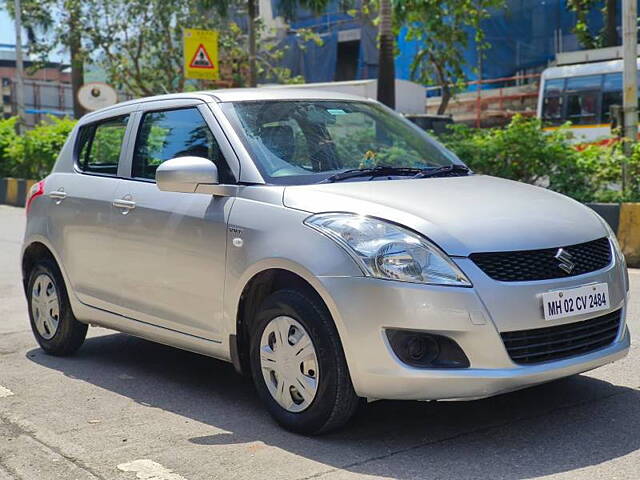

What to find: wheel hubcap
left=31, top=273, right=60, bottom=340
left=259, top=316, right=319, bottom=412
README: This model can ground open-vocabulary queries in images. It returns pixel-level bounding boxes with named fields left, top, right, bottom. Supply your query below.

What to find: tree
left=13, top=0, right=318, bottom=98
left=5, top=0, right=87, bottom=118
left=394, top=0, right=503, bottom=115
left=567, top=0, right=618, bottom=49
left=232, top=0, right=332, bottom=88
left=81, top=0, right=231, bottom=95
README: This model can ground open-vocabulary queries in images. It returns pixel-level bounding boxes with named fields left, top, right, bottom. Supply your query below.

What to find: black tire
left=249, top=289, right=359, bottom=434
left=26, top=259, right=87, bottom=356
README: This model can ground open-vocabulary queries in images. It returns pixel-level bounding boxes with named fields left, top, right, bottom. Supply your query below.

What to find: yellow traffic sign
left=184, top=28, right=219, bottom=81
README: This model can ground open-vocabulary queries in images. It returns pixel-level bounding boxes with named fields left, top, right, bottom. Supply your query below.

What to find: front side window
left=76, top=115, right=129, bottom=175
left=220, top=100, right=461, bottom=185
left=132, top=107, right=233, bottom=183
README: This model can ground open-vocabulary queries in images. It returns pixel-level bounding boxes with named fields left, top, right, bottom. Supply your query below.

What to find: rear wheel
left=27, top=260, right=87, bottom=356
left=249, top=289, right=359, bottom=434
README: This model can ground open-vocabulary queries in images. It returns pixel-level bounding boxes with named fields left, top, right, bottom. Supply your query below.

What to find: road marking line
left=117, top=460, right=187, bottom=480
left=0, top=385, right=14, bottom=398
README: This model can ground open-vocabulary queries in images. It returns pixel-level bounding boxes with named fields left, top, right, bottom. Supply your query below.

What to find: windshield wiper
left=322, top=165, right=424, bottom=183
left=412, top=164, right=470, bottom=178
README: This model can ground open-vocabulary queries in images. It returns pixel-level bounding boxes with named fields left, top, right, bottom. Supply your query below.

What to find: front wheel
left=249, top=289, right=359, bottom=434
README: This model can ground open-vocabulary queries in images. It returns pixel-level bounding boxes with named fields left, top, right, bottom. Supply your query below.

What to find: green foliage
left=0, top=117, right=19, bottom=178
left=567, top=0, right=618, bottom=49
left=437, top=115, right=640, bottom=203
left=393, top=0, right=505, bottom=114
left=6, top=117, right=76, bottom=180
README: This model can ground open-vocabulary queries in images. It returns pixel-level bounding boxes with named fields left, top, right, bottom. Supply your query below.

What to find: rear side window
left=76, top=116, right=129, bottom=175
left=132, top=107, right=233, bottom=183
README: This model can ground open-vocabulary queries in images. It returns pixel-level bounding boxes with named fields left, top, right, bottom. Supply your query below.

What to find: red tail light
left=26, top=179, right=45, bottom=215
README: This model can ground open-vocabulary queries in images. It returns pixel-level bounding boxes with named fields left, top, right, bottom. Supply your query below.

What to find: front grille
left=470, top=237, right=612, bottom=282
left=501, top=309, right=621, bottom=365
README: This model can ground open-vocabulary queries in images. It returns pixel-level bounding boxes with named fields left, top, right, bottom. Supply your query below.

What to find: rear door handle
left=49, top=189, right=67, bottom=204
left=112, top=198, right=136, bottom=212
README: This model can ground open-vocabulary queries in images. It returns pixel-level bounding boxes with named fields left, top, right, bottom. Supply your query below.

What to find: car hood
left=283, top=175, right=607, bottom=256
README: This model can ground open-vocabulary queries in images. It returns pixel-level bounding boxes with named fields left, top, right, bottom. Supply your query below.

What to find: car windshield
left=219, top=100, right=464, bottom=185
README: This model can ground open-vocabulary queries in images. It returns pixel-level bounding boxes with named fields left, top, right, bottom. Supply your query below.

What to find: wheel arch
left=231, top=266, right=343, bottom=376
left=21, top=241, right=60, bottom=294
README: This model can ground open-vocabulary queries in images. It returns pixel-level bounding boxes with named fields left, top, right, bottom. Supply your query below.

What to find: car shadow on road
left=27, top=332, right=639, bottom=480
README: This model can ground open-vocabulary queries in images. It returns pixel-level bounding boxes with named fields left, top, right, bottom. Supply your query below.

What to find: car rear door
left=108, top=100, right=239, bottom=341
left=46, top=110, right=134, bottom=312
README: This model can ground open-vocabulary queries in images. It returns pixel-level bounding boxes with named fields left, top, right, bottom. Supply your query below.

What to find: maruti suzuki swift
left=21, top=89, right=630, bottom=434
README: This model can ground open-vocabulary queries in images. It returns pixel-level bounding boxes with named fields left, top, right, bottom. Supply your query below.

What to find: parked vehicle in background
left=538, top=58, right=640, bottom=142
left=405, top=114, right=454, bottom=135
left=22, top=89, right=630, bottom=434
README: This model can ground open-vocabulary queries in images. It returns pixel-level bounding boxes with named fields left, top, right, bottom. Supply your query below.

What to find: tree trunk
left=604, top=0, right=618, bottom=47
left=247, top=0, right=257, bottom=87
left=68, top=2, right=85, bottom=119
left=437, top=84, right=451, bottom=115
left=377, top=0, right=395, bottom=109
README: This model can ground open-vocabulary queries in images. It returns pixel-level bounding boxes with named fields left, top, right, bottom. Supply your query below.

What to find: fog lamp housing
left=385, top=330, right=470, bottom=368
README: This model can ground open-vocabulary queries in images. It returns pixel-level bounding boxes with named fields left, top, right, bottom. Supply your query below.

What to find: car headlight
left=304, top=213, right=471, bottom=286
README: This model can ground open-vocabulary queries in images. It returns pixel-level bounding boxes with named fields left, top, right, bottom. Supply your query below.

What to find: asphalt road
left=1, top=204, right=639, bottom=480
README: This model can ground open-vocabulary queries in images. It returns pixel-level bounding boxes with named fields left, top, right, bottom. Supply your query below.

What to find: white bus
left=538, top=58, right=640, bottom=142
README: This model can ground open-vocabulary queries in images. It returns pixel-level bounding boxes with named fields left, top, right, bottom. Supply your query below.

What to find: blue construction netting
left=273, top=0, right=625, bottom=87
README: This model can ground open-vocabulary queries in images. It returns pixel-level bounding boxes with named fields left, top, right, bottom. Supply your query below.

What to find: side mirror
left=156, top=156, right=221, bottom=194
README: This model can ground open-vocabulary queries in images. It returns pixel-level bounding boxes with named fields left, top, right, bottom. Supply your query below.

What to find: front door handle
left=112, top=198, right=136, bottom=213
left=49, top=189, right=67, bottom=204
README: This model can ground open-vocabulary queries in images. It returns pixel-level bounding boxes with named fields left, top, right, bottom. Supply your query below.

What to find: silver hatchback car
left=22, top=89, right=630, bottom=434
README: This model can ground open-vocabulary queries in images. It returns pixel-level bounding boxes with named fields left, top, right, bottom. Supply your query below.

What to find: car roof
left=81, top=87, right=374, bottom=122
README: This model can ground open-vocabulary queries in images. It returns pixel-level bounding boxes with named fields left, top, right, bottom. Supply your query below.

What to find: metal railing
left=426, top=74, right=542, bottom=127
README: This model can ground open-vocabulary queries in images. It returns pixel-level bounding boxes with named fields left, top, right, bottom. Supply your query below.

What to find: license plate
left=542, top=283, right=609, bottom=321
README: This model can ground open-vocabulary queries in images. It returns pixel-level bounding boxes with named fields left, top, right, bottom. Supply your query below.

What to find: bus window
left=544, top=78, right=565, bottom=94
left=542, top=96, right=564, bottom=125
left=566, top=75, right=601, bottom=125
left=566, top=75, right=602, bottom=91
left=603, top=72, right=622, bottom=91
left=602, top=73, right=623, bottom=123
left=567, top=92, right=598, bottom=125
left=542, top=78, right=565, bottom=125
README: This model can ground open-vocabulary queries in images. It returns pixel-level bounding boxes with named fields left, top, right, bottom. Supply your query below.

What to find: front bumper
left=319, top=257, right=630, bottom=401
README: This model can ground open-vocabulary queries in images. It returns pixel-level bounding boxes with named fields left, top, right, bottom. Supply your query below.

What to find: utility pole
left=622, top=0, right=638, bottom=194
left=13, top=0, right=25, bottom=134
left=377, top=0, right=395, bottom=109
left=68, top=2, right=85, bottom=119
left=247, top=0, right=257, bottom=88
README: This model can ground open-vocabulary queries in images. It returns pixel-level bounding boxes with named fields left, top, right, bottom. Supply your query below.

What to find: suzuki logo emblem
left=555, top=248, right=575, bottom=274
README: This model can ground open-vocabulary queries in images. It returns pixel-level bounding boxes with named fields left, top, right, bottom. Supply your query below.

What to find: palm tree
left=377, top=0, right=395, bottom=109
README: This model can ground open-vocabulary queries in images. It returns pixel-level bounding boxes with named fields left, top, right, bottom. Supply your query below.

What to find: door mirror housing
left=156, top=156, right=234, bottom=196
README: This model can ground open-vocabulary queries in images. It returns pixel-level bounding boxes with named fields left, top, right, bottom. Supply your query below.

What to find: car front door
left=108, top=101, right=238, bottom=341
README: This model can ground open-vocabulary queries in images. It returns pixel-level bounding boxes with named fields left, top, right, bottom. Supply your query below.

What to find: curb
left=0, top=177, right=37, bottom=207
left=618, top=203, right=640, bottom=267
left=1, top=177, right=30, bottom=207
